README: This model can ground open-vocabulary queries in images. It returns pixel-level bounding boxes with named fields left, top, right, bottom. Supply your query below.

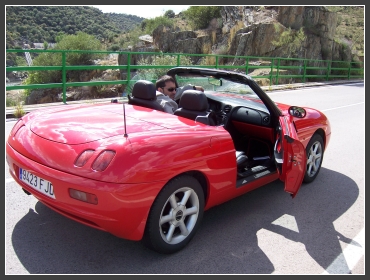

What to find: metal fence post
left=62, top=52, right=66, bottom=104
left=303, top=59, right=307, bottom=83
left=127, top=52, right=131, bottom=86
left=347, top=62, right=352, bottom=80
left=270, top=58, right=274, bottom=86
left=326, top=60, right=331, bottom=81
left=275, top=58, right=280, bottom=85
left=245, top=57, right=249, bottom=75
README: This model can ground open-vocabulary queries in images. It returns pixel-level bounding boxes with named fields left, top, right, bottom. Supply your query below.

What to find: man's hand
left=194, top=86, right=204, bottom=92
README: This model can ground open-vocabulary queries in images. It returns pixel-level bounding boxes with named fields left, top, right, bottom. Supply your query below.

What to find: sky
left=91, top=5, right=191, bottom=19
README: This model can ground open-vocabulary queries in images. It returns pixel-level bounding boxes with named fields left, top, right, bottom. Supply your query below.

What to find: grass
left=13, top=103, right=25, bottom=118
left=285, top=84, right=294, bottom=89
left=6, top=90, right=27, bottom=118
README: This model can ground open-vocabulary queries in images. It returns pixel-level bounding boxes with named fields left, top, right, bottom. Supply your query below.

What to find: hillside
left=5, top=6, right=144, bottom=49
left=105, top=12, right=145, bottom=31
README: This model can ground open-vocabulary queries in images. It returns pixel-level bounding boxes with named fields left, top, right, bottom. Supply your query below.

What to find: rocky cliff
left=119, top=6, right=352, bottom=69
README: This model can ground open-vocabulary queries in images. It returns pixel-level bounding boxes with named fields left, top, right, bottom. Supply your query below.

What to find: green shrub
left=109, top=44, right=121, bottom=51
left=121, top=26, right=146, bottom=48
left=23, top=32, right=104, bottom=95
left=142, top=16, right=174, bottom=34
left=23, top=51, right=63, bottom=91
left=331, top=61, right=351, bottom=76
left=55, top=32, right=104, bottom=65
left=15, top=56, right=28, bottom=66
left=182, top=6, right=222, bottom=30
left=272, top=27, right=306, bottom=56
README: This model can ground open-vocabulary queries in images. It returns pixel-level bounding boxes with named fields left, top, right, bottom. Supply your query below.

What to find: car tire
left=142, top=175, right=205, bottom=254
left=303, top=134, right=324, bottom=183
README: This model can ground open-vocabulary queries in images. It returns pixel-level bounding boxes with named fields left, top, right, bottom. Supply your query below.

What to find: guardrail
left=6, top=49, right=364, bottom=103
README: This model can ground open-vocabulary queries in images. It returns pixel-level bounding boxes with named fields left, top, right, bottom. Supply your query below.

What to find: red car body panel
left=276, top=102, right=331, bottom=150
left=278, top=116, right=306, bottom=197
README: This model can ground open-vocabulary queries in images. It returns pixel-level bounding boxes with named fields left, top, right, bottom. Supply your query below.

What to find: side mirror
left=288, top=106, right=306, bottom=118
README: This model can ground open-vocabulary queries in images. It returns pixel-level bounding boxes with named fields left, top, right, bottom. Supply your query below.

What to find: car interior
left=128, top=80, right=278, bottom=185
left=176, top=87, right=278, bottom=185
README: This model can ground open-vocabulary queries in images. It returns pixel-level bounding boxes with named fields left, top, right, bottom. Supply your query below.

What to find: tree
left=142, top=16, right=174, bottom=34
left=164, top=10, right=175, bottom=18
left=55, top=31, right=66, bottom=43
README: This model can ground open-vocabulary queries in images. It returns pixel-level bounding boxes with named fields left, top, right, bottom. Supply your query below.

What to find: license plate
left=19, top=167, right=55, bottom=199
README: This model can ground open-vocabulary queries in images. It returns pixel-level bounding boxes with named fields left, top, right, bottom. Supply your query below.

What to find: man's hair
left=156, top=75, right=176, bottom=89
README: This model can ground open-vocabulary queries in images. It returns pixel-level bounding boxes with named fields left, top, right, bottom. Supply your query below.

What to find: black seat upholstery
left=236, top=151, right=248, bottom=166
left=174, top=90, right=217, bottom=125
left=128, top=80, right=164, bottom=111
left=236, top=151, right=249, bottom=177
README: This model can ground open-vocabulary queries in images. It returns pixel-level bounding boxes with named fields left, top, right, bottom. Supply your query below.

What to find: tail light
left=74, top=150, right=95, bottom=167
left=91, top=150, right=116, bottom=172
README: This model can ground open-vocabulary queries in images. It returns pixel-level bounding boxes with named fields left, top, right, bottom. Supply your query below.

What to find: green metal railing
left=6, top=49, right=364, bottom=103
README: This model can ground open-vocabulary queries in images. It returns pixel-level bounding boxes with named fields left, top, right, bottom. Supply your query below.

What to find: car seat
left=174, top=90, right=217, bottom=125
left=128, top=80, right=164, bottom=111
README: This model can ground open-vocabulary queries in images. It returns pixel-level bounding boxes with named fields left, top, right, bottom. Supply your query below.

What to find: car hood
left=27, top=103, right=204, bottom=144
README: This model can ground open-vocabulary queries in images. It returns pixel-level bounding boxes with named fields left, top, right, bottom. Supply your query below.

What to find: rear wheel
left=303, top=134, right=324, bottom=183
left=143, top=175, right=204, bottom=254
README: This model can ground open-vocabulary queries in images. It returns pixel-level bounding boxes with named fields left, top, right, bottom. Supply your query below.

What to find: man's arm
left=157, top=95, right=178, bottom=114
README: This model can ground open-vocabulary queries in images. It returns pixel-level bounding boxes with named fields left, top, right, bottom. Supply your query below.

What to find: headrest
left=179, top=90, right=208, bottom=111
left=132, top=80, right=156, bottom=100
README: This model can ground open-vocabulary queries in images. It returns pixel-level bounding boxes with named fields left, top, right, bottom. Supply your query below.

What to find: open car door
left=274, top=116, right=307, bottom=198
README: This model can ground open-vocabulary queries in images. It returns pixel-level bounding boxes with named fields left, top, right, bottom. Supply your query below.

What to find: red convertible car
left=6, top=67, right=331, bottom=254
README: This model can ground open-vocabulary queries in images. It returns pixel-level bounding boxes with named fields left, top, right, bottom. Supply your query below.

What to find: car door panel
left=278, top=116, right=306, bottom=198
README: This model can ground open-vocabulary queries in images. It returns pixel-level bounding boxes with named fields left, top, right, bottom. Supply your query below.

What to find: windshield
left=175, top=74, right=260, bottom=100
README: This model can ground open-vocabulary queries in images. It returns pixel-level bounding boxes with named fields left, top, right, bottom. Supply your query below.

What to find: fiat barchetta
left=6, top=67, right=331, bottom=254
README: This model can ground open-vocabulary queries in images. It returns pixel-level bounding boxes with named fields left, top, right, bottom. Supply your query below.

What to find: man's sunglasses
left=162, top=87, right=177, bottom=92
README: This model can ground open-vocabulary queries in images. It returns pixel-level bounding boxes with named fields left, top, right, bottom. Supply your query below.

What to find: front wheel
left=303, top=134, right=324, bottom=183
left=142, top=175, right=205, bottom=254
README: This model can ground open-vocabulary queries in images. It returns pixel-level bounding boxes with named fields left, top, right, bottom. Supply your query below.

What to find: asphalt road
left=5, top=82, right=364, bottom=274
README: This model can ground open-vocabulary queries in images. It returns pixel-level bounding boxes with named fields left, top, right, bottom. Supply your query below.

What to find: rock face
left=149, top=6, right=351, bottom=66
left=277, top=6, right=337, bottom=39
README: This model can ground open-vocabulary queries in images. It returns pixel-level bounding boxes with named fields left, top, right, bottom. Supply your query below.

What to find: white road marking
left=270, top=214, right=364, bottom=274
left=321, top=102, right=364, bottom=112
left=271, top=214, right=299, bottom=233
left=322, top=228, right=364, bottom=274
